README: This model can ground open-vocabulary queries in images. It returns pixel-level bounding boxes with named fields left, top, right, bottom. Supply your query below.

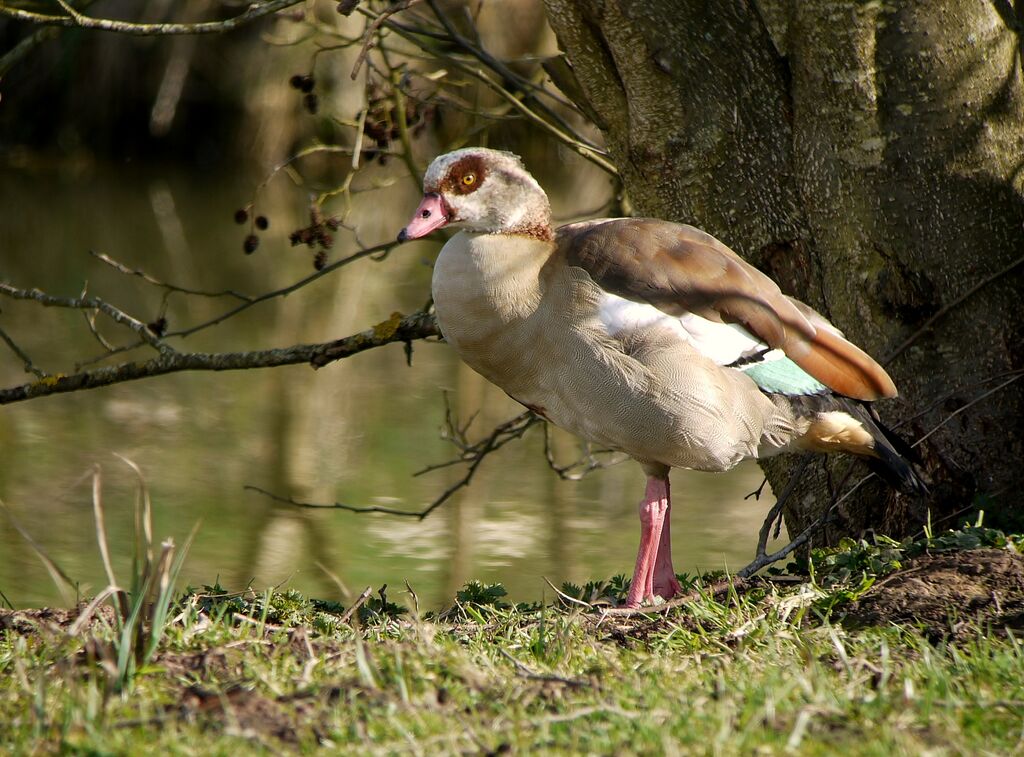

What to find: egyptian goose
left=399, top=147, right=922, bottom=608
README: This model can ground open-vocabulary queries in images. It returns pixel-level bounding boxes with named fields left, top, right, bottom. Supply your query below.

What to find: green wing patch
left=741, top=357, right=829, bottom=396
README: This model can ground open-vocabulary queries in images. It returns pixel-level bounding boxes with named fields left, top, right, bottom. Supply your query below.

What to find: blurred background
left=0, top=0, right=780, bottom=609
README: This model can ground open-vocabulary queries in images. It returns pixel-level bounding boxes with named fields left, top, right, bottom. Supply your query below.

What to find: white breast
left=431, top=232, right=548, bottom=382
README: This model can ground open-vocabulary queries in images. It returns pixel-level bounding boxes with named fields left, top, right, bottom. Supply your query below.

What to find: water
left=0, top=159, right=781, bottom=610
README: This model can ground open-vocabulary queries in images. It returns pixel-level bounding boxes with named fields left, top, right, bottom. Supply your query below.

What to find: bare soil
left=843, top=548, right=1024, bottom=641
left=0, top=602, right=116, bottom=634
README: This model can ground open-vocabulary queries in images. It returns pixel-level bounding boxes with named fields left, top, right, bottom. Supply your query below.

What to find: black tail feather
left=843, top=399, right=929, bottom=495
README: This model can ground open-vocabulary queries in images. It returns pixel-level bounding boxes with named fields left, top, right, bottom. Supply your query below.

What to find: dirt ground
left=842, top=548, right=1024, bottom=641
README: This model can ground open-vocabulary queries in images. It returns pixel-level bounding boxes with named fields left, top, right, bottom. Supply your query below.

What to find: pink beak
left=398, top=193, right=449, bottom=242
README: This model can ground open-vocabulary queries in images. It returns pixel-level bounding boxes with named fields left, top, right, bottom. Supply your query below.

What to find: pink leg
left=624, top=476, right=673, bottom=608
left=652, top=479, right=683, bottom=599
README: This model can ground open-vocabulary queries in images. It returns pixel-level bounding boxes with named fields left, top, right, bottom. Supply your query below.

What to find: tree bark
left=544, top=0, right=1024, bottom=540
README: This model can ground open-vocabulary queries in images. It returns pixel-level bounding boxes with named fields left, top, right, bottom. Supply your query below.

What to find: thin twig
left=173, top=242, right=399, bottom=341
left=542, top=424, right=625, bottom=481
left=0, top=0, right=101, bottom=77
left=0, top=23, right=59, bottom=77
left=361, top=3, right=613, bottom=173
left=339, top=587, right=374, bottom=624
left=891, top=368, right=1024, bottom=431
left=0, top=0, right=301, bottom=36
left=75, top=239, right=399, bottom=368
left=252, top=410, right=537, bottom=520
left=454, top=63, right=616, bottom=175
left=383, top=48, right=425, bottom=188
left=909, top=374, right=1023, bottom=448
left=89, top=250, right=252, bottom=302
left=82, top=309, right=118, bottom=353
left=752, top=455, right=811, bottom=561
left=350, top=0, right=423, bottom=79
left=421, top=0, right=590, bottom=137
left=54, top=0, right=85, bottom=22
left=744, top=477, right=769, bottom=501
left=247, top=486, right=427, bottom=518
left=0, top=283, right=174, bottom=355
left=600, top=576, right=745, bottom=617
left=737, top=479, right=871, bottom=579
left=884, top=253, right=1024, bottom=364
left=0, top=325, right=47, bottom=377
left=543, top=577, right=594, bottom=610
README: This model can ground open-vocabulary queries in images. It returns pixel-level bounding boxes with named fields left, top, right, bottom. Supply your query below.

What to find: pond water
left=0, top=157, right=782, bottom=610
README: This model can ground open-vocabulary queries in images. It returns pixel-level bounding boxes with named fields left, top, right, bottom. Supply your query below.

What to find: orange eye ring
left=461, top=173, right=476, bottom=186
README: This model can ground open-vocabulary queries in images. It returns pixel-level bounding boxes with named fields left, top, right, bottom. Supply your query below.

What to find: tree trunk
left=543, top=0, right=1024, bottom=541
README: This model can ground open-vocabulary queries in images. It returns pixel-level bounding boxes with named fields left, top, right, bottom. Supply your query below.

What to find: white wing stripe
left=597, top=293, right=770, bottom=365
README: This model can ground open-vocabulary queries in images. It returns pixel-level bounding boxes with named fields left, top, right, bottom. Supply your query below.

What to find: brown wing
left=558, top=218, right=897, bottom=401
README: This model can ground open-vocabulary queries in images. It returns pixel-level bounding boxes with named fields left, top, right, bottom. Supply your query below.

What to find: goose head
left=398, top=148, right=553, bottom=242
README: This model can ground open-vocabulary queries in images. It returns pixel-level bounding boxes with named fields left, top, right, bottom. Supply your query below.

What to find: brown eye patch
left=442, top=154, right=488, bottom=195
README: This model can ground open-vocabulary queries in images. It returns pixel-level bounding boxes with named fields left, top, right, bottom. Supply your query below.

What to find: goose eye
left=461, top=173, right=476, bottom=187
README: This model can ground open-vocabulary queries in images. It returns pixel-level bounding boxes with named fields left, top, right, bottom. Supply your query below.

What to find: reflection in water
left=0, top=163, right=784, bottom=610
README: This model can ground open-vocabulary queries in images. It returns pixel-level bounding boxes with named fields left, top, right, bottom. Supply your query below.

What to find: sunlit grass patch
left=2, top=483, right=1024, bottom=753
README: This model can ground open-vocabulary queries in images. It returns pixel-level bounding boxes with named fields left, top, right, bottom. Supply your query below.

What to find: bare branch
left=245, top=486, right=430, bottom=518
left=909, top=373, right=1023, bottom=449
left=0, top=0, right=101, bottom=77
left=735, top=469, right=870, bottom=580
left=543, top=424, right=626, bottom=481
left=456, top=64, right=617, bottom=176
left=75, top=240, right=400, bottom=367
left=81, top=308, right=119, bottom=353
left=0, top=310, right=439, bottom=406
left=89, top=250, right=252, bottom=302
left=338, top=587, right=374, bottom=624
left=0, top=0, right=301, bottom=36
left=884, top=253, right=1024, bottom=365
left=0, top=282, right=174, bottom=355
left=54, top=0, right=85, bottom=23
left=251, top=409, right=538, bottom=520
left=350, top=0, right=424, bottom=80
left=891, top=367, right=1024, bottom=432
left=747, top=454, right=812, bottom=564
left=0, top=21, right=59, bottom=77
left=0, top=325, right=47, bottom=377
left=357, top=2, right=615, bottom=174
left=173, top=240, right=399, bottom=340
left=421, top=0, right=591, bottom=136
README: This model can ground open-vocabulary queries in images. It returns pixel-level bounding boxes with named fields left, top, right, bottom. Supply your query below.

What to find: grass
left=2, top=561, right=1024, bottom=754
left=3, top=466, right=1023, bottom=753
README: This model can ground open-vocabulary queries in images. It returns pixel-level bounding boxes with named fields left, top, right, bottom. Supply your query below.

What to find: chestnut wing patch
left=559, top=218, right=897, bottom=401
